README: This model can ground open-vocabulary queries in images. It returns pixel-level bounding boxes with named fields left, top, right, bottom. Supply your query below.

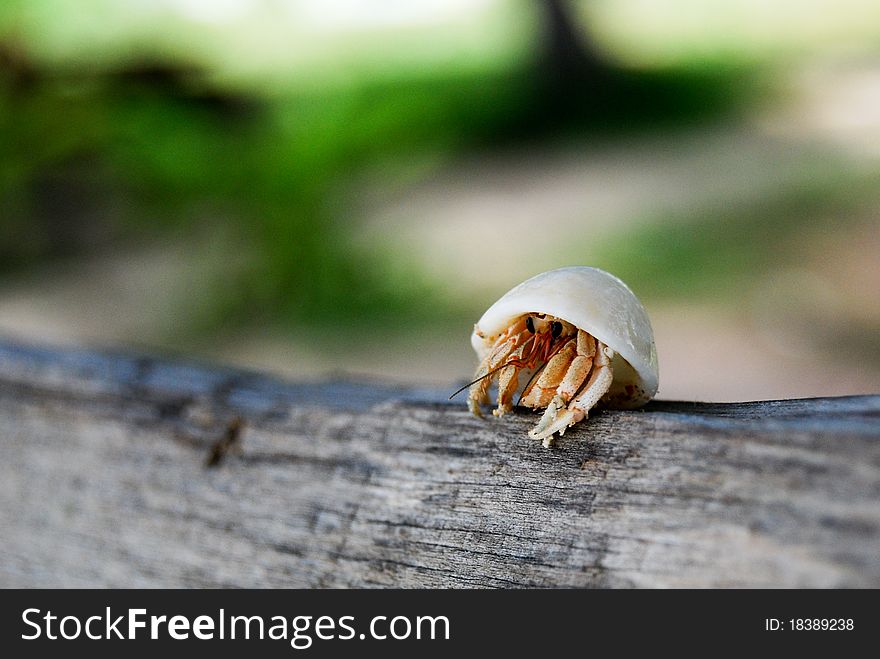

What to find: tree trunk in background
left=538, top=0, right=608, bottom=91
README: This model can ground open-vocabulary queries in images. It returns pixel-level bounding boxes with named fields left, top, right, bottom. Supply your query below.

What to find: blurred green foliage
left=591, top=169, right=880, bottom=301
left=1, top=20, right=757, bottom=334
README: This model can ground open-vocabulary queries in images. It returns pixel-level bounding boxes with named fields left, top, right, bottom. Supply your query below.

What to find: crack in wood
left=205, top=417, right=244, bottom=467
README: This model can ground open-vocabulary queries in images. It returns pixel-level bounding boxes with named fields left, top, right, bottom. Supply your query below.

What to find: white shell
left=471, top=266, right=658, bottom=407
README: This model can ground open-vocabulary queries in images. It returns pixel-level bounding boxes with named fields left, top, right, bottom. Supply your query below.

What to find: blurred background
left=1, top=0, right=878, bottom=401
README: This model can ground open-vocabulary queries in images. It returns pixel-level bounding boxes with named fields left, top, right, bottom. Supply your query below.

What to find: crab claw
left=527, top=395, right=560, bottom=439
left=528, top=395, right=585, bottom=446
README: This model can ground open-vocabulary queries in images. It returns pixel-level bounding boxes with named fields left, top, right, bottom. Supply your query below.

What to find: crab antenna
left=448, top=361, right=521, bottom=400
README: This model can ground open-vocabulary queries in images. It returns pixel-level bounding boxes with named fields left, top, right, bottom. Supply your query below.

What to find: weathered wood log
left=0, top=338, right=878, bottom=588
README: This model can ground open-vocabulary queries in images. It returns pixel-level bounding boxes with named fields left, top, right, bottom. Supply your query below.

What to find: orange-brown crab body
left=466, top=267, right=658, bottom=446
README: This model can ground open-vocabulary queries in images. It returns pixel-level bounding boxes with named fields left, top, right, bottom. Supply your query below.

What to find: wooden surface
left=1, top=338, right=878, bottom=588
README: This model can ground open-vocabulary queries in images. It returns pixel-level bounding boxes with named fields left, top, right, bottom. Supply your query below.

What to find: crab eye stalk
left=551, top=321, right=562, bottom=338
left=525, top=316, right=535, bottom=333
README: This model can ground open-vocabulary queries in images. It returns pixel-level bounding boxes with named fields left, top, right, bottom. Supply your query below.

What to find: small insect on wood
left=454, top=266, right=659, bottom=447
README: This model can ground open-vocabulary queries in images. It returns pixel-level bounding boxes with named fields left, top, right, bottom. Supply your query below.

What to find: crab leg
left=522, top=331, right=596, bottom=409
left=467, top=318, right=529, bottom=416
left=495, top=337, right=540, bottom=416
left=557, top=332, right=597, bottom=401
left=529, top=340, right=615, bottom=445
left=519, top=338, right=577, bottom=408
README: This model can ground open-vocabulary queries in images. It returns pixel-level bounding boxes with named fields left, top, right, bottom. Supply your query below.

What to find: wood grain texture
left=1, top=338, right=878, bottom=588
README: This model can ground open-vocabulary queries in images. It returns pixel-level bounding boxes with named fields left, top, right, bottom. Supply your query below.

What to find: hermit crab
left=454, top=266, right=658, bottom=447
